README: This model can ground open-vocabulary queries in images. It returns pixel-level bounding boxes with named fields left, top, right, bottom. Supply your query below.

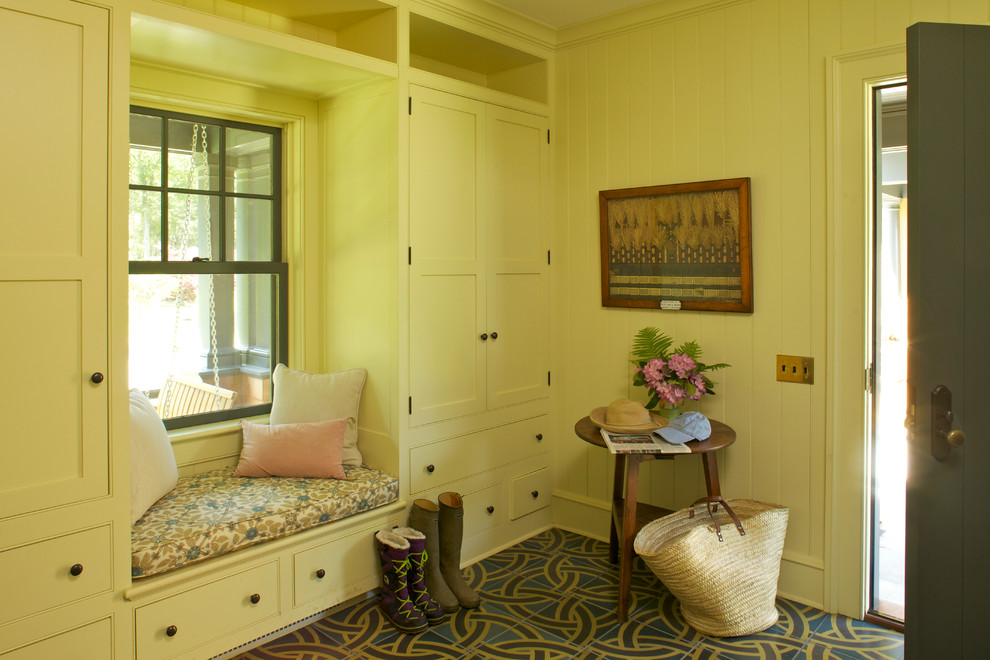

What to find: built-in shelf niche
left=409, top=13, right=548, bottom=104
left=130, top=12, right=396, bottom=100
left=234, top=0, right=397, bottom=63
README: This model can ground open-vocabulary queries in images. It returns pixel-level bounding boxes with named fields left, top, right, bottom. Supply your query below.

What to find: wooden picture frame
left=599, top=177, right=753, bottom=312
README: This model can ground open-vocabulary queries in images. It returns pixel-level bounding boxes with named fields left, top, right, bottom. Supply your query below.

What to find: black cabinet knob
left=531, top=490, right=539, bottom=498
left=316, top=568, right=326, bottom=579
left=486, top=506, right=495, bottom=514
left=250, top=593, right=261, bottom=604
left=166, top=626, right=178, bottom=637
left=490, top=331, right=498, bottom=339
left=426, top=464, right=435, bottom=473
left=536, top=433, right=543, bottom=441
left=480, top=333, right=488, bottom=341
left=69, top=563, right=83, bottom=577
left=90, top=372, right=104, bottom=384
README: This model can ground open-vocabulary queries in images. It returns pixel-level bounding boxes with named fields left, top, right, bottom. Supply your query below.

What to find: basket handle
left=689, top=497, right=746, bottom=542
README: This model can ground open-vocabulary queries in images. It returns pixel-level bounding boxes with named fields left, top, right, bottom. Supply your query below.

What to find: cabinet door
left=486, top=106, right=550, bottom=410
left=409, top=87, right=487, bottom=425
left=0, top=0, right=109, bottom=518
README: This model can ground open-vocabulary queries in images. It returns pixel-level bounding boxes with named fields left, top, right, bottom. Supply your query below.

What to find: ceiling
left=484, top=0, right=659, bottom=28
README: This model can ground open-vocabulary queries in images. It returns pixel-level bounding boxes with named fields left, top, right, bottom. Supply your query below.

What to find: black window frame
left=128, top=105, right=288, bottom=430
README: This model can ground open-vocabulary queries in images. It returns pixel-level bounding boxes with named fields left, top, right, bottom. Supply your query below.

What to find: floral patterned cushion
left=132, top=465, right=398, bottom=578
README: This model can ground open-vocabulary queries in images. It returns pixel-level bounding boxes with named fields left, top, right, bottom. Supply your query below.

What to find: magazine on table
left=599, top=428, right=691, bottom=454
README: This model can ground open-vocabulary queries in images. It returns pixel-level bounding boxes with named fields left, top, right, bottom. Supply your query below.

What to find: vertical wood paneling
left=649, top=23, right=677, bottom=186
left=673, top=17, right=701, bottom=178
left=910, top=0, right=951, bottom=22
left=628, top=30, right=653, bottom=185
left=748, top=0, right=783, bottom=506
left=778, top=0, right=815, bottom=556
left=698, top=11, right=726, bottom=180
left=948, top=0, right=990, bottom=23
left=720, top=0, right=755, bottom=499
left=840, top=0, right=878, bottom=49
left=586, top=40, right=613, bottom=503
left=876, top=0, right=912, bottom=44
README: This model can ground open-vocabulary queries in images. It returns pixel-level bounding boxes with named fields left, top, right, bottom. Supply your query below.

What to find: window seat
left=131, top=465, right=398, bottom=578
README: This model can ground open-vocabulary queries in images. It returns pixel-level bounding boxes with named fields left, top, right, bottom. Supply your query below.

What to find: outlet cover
left=776, top=355, right=814, bottom=384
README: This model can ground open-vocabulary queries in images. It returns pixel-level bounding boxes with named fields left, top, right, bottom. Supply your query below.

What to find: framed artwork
left=599, top=177, right=753, bottom=313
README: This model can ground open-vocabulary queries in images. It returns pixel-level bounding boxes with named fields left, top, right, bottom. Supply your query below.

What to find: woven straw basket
left=633, top=499, right=789, bottom=637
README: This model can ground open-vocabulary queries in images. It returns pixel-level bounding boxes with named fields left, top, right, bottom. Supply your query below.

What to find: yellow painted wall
left=550, top=0, right=990, bottom=614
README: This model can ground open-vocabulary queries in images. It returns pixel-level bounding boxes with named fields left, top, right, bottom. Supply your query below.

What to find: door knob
left=947, top=429, right=966, bottom=448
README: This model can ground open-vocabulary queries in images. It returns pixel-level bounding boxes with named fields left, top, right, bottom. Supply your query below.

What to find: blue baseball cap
left=655, top=411, right=712, bottom=444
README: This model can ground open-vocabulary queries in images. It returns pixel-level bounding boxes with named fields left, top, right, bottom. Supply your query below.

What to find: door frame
left=825, top=43, right=905, bottom=619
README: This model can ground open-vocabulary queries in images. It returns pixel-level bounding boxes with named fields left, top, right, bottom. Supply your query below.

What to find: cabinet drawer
left=293, top=528, right=380, bottom=608
left=0, top=525, right=111, bottom=626
left=410, top=418, right=547, bottom=492
left=0, top=618, right=111, bottom=660
left=462, top=484, right=501, bottom=538
left=135, top=562, right=279, bottom=660
left=510, top=468, right=551, bottom=520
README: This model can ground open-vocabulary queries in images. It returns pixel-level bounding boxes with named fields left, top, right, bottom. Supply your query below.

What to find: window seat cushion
left=131, top=465, right=398, bottom=578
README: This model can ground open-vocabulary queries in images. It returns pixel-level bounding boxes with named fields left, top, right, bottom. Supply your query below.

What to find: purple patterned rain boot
left=375, top=529, right=428, bottom=634
left=394, top=527, right=447, bottom=626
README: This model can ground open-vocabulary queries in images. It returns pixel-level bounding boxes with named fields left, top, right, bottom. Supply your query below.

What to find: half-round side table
left=574, top=415, right=736, bottom=622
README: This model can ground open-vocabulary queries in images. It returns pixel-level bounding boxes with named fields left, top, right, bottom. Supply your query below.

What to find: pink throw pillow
left=235, top=418, right=349, bottom=479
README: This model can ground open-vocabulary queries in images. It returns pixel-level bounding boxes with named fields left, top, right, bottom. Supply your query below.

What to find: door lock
left=931, top=385, right=966, bottom=460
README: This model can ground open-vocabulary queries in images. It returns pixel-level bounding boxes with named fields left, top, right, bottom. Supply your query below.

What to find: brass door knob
left=947, top=429, right=966, bottom=448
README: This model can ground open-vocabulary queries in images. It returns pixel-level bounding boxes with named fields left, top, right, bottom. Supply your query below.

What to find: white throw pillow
left=269, top=364, right=367, bottom=467
left=129, top=389, right=179, bottom=524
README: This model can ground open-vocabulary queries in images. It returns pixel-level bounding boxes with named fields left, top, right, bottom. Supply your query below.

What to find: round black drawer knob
left=250, top=593, right=261, bottom=604
left=426, top=464, right=435, bottom=473
left=486, top=506, right=495, bottom=514
left=90, top=372, right=104, bottom=384
left=166, top=626, right=178, bottom=638
left=480, top=333, right=488, bottom=341
left=490, top=331, right=498, bottom=339
left=535, top=433, right=543, bottom=441
left=316, top=569, right=326, bottom=579
left=531, top=490, right=539, bottom=498
left=69, top=563, right=83, bottom=577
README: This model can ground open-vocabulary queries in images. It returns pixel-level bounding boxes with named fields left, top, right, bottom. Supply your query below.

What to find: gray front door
left=906, top=21, right=990, bottom=659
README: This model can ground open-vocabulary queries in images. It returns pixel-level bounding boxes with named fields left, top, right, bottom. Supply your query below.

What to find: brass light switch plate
left=776, top=355, right=814, bottom=384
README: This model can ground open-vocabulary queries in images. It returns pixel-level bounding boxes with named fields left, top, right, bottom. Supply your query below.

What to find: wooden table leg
left=608, top=454, right=626, bottom=564
left=617, top=455, right=641, bottom=623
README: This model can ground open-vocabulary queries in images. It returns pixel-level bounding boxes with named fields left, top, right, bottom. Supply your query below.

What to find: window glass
left=129, top=106, right=283, bottom=429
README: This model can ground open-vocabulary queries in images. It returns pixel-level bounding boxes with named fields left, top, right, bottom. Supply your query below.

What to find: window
left=128, top=106, right=287, bottom=429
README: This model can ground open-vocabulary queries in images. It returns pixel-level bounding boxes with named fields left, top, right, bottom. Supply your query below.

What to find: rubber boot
left=438, top=492, right=481, bottom=609
left=375, top=530, right=428, bottom=634
left=394, top=527, right=446, bottom=625
left=408, top=499, right=459, bottom=613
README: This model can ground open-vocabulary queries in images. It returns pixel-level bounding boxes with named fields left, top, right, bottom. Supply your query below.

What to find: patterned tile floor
left=234, top=529, right=904, bottom=660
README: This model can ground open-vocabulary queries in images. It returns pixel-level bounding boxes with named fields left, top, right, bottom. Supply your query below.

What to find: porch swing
left=156, top=122, right=237, bottom=420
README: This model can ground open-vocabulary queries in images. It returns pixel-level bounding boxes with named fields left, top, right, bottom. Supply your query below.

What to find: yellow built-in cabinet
left=406, top=82, right=553, bottom=553
left=0, top=0, right=124, bottom=657
left=409, top=85, right=550, bottom=426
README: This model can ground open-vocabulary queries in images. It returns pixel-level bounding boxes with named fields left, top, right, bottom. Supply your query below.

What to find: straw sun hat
left=589, top=398, right=668, bottom=433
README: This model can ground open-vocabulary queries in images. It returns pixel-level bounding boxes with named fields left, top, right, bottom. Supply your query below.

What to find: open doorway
left=869, top=83, right=907, bottom=625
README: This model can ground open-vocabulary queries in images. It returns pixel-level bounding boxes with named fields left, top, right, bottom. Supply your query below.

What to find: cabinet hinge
left=408, top=246, right=412, bottom=265
left=547, top=250, right=551, bottom=265
left=409, top=396, right=412, bottom=414
left=547, top=371, right=551, bottom=387
left=865, top=364, right=875, bottom=393
left=547, top=129, right=550, bottom=144
left=409, top=97, right=412, bottom=115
